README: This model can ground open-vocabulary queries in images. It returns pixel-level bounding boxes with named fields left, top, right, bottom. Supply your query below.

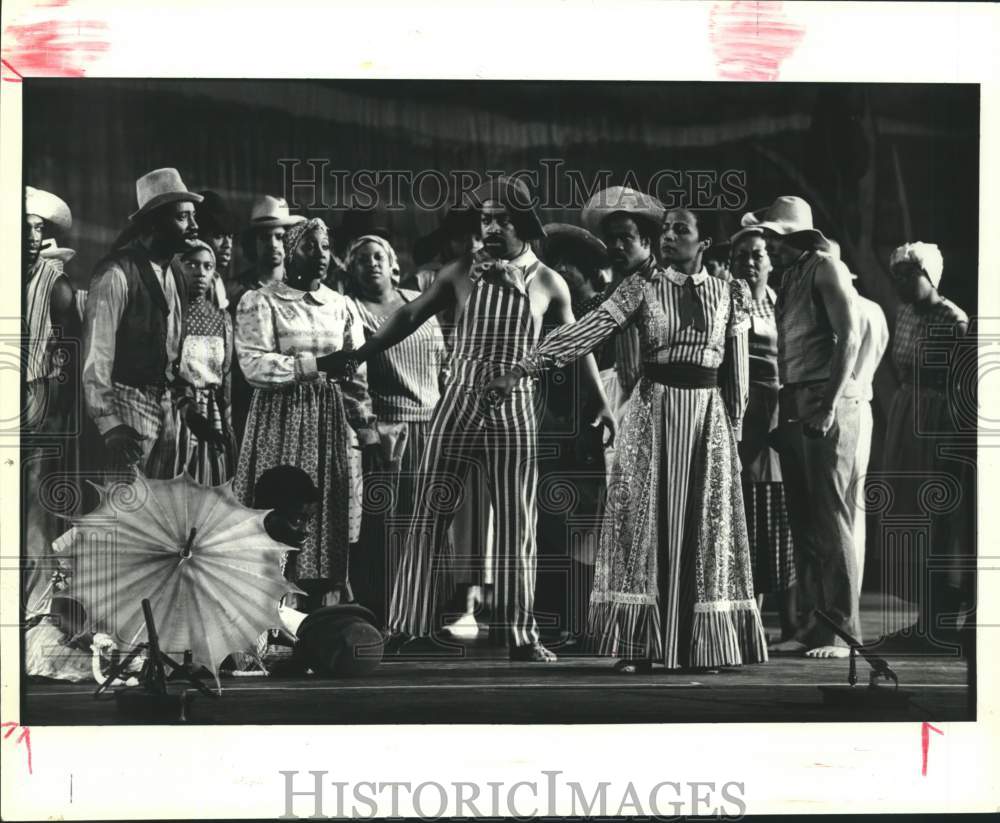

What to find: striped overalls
left=388, top=252, right=542, bottom=647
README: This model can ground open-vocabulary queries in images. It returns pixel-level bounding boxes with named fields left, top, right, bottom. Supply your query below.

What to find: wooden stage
left=21, top=595, right=972, bottom=725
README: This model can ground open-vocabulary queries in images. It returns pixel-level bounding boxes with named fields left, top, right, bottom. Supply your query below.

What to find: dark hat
left=414, top=207, right=480, bottom=266
left=196, top=190, right=238, bottom=236
left=465, top=175, right=546, bottom=241
left=295, top=604, right=383, bottom=677
left=541, top=223, right=608, bottom=271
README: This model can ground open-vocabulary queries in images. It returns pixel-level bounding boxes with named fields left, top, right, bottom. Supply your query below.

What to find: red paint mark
left=1, top=0, right=109, bottom=79
left=921, top=721, right=943, bottom=776
left=709, top=1, right=806, bottom=81
left=1, top=722, right=33, bottom=774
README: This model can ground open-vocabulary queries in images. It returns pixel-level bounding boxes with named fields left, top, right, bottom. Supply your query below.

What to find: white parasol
left=54, top=473, right=301, bottom=688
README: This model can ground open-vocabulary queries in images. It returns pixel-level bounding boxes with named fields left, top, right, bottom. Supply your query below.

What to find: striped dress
left=521, top=265, right=768, bottom=669
left=739, top=288, right=795, bottom=594
left=388, top=247, right=545, bottom=647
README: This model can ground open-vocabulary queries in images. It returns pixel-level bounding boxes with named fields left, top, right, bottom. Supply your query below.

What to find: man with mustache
left=82, top=167, right=208, bottom=481
left=325, top=176, right=615, bottom=662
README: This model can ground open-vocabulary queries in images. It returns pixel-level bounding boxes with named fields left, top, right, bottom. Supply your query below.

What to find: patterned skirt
left=588, top=378, right=768, bottom=669
left=173, top=387, right=238, bottom=486
left=881, top=383, right=975, bottom=598
left=233, top=380, right=354, bottom=589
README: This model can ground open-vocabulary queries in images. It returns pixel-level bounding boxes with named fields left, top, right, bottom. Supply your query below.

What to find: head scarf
left=180, top=240, right=228, bottom=308
left=346, top=234, right=401, bottom=284
left=890, top=242, right=944, bottom=288
left=283, top=217, right=329, bottom=260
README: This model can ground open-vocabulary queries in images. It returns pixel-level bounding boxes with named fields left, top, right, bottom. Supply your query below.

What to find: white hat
left=129, top=168, right=203, bottom=221
left=39, top=238, right=76, bottom=263
left=25, top=186, right=72, bottom=230
left=581, top=186, right=666, bottom=236
left=740, top=195, right=830, bottom=251
left=248, top=195, right=306, bottom=229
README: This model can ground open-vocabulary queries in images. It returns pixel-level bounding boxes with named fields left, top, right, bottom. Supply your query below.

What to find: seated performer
left=324, top=176, right=615, bottom=662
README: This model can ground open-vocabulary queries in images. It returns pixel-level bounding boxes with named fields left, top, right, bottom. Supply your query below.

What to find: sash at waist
left=642, top=363, right=718, bottom=389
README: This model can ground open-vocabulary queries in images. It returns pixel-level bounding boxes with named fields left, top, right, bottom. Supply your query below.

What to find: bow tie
left=678, top=277, right=706, bottom=332
left=470, top=258, right=528, bottom=294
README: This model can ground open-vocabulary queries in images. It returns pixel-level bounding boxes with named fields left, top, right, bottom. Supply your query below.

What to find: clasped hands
left=483, top=369, right=617, bottom=448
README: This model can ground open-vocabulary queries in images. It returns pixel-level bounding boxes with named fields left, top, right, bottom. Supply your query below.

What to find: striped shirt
left=521, top=265, right=751, bottom=424
left=24, top=257, right=67, bottom=383
left=350, top=289, right=446, bottom=422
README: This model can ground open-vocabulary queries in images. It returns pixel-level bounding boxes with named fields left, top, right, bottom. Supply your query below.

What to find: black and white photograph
left=2, top=1, right=998, bottom=819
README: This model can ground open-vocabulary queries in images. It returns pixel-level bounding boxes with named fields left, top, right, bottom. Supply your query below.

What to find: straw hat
left=247, top=195, right=306, bottom=229
left=25, top=186, right=72, bottom=230
left=541, top=223, right=608, bottom=269
left=739, top=195, right=830, bottom=251
left=580, top=186, right=665, bottom=236
left=39, top=238, right=75, bottom=263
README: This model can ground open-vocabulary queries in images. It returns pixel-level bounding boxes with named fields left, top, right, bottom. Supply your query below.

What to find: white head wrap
left=346, top=234, right=400, bottom=284
left=890, top=242, right=944, bottom=288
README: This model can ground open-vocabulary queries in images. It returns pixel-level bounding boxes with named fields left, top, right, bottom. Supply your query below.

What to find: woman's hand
left=482, top=370, right=522, bottom=410
left=316, top=350, right=359, bottom=379
left=591, top=402, right=617, bottom=449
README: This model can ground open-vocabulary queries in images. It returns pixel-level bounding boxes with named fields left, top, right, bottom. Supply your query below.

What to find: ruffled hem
left=689, top=601, right=769, bottom=668
left=587, top=600, right=663, bottom=660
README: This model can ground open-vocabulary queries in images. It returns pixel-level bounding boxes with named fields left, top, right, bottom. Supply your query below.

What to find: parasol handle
left=180, top=527, right=197, bottom=559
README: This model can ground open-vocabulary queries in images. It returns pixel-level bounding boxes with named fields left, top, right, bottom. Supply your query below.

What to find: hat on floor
left=740, top=195, right=830, bottom=252
left=128, top=168, right=203, bottom=222
left=25, top=186, right=72, bottom=231
left=465, top=175, right=546, bottom=241
left=581, top=186, right=665, bottom=237
left=295, top=604, right=383, bottom=677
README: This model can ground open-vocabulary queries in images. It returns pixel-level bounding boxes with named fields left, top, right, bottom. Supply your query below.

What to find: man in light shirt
left=829, top=240, right=890, bottom=596
left=83, top=167, right=218, bottom=480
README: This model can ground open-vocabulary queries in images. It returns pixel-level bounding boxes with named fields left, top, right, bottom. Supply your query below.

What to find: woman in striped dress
left=730, top=228, right=797, bottom=642
left=510, top=208, right=768, bottom=672
left=345, top=234, right=448, bottom=625
left=233, top=217, right=380, bottom=610
left=875, top=242, right=973, bottom=650
left=172, top=241, right=238, bottom=485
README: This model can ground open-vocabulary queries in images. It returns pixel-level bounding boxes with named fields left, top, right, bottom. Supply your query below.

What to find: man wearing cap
left=22, top=186, right=84, bottom=662
left=743, top=196, right=862, bottom=658
left=325, top=175, right=615, bottom=662
left=195, top=190, right=238, bottom=307
left=82, top=167, right=214, bottom=480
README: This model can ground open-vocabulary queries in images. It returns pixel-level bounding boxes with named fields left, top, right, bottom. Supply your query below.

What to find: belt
left=642, top=363, right=718, bottom=389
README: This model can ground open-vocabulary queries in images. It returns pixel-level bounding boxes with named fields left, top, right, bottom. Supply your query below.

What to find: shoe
left=612, top=658, right=652, bottom=674
left=509, top=642, right=558, bottom=663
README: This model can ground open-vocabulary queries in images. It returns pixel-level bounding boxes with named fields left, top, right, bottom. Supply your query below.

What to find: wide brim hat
left=196, top=189, right=239, bottom=235
left=740, top=195, right=830, bottom=251
left=25, top=186, right=72, bottom=231
left=464, top=175, right=546, bottom=241
left=39, top=238, right=76, bottom=263
left=128, top=167, right=203, bottom=222
left=580, top=186, right=665, bottom=237
left=295, top=604, right=383, bottom=677
left=541, top=223, right=609, bottom=268
left=247, top=194, right=306, bottom=230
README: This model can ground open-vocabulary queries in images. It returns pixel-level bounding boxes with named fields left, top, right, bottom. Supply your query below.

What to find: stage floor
left=21, top=595, right=972, bottom=725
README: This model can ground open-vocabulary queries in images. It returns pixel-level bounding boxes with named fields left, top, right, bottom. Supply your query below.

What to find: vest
left=775, top=251, right=837, bottom=385
left=100, top=244, right=187, bottom=388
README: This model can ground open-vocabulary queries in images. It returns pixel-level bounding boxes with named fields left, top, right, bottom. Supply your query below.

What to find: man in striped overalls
left=327, top=177, right=615, bottom=661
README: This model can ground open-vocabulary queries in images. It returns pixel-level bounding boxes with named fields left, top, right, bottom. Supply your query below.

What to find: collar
left=664, top=265, right=708, bottom=287
left=268, top=280, right=335, bottom=305
left=468, top=245, right=539, bottom=285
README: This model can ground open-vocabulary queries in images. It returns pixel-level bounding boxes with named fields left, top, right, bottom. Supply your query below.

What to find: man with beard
left=82, top=168, right=211, bottom=481
left=325, top=176, right=615, bottom=662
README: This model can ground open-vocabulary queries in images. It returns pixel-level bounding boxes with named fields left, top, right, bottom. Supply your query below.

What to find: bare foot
left=613, top=659, right=653, bottom=674
left=768, top=638, right=808, bottom=654
left=804, top=645, right=850, bottom=659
